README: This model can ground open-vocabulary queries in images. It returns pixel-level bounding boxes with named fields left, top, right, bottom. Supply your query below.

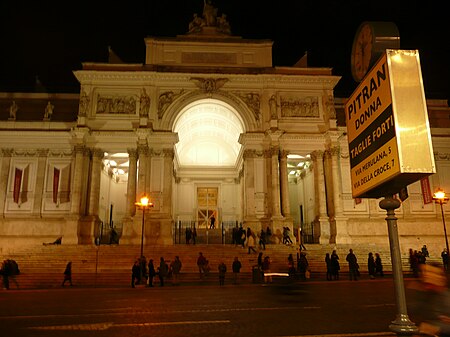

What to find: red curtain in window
left=13, top=168, right=22, bottom=203
left=53, top=168, right=60, bottom=203
left=420, top=177, right=432, bottom=204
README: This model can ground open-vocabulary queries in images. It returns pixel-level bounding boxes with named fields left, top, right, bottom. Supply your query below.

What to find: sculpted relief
left=96, top=94, right=136, bottom=114
left=280, top=95, right=319, bottom=118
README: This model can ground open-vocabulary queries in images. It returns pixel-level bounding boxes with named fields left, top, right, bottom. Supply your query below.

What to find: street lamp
left=432, top=188, right=449, bottom=256
left=135, top=195, right=153, bottom=283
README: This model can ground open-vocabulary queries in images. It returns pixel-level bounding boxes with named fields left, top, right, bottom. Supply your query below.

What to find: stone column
left=137, top=145, right=148, bottom=198
left=87, top=148, right=103, bottom=216
left=70, top=145, right=85, bottom=214
left=243, top=149, right=256, bottom=219
left=126, top=148, right=138, bottom=217
left=311, top=150, right=330, bottom=243
left=271, top=146, right=282, bottom=217
left=0, top=149, right=12, bottom=215
left=279, top=149, right=291, bottom=217
left=330, top=146, right=350, bottom=243
left=32, top=149, right=49, bottom=216
left=157, top=148, right=174, bottom=245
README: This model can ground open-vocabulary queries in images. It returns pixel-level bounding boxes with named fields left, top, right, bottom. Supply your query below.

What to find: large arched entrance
left=172, top=98, right=245, bottom=243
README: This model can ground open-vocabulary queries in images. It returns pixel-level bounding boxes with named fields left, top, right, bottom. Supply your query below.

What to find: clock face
left=351, top=23, right=374, bottom=82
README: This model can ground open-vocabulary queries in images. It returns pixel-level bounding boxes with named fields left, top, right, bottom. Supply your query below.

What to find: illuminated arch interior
left=174, top=99, right=244, bottom=167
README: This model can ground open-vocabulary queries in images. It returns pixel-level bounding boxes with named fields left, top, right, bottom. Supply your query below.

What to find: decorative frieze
left=233, top=92, right=260, bottom=121
left=280, top=95, right=319, bottom=118
left=434, top=151, right=450, bottom=161
left=158, top=90, right=185, bottom=119
left=96, top=94, right=136, bottom=114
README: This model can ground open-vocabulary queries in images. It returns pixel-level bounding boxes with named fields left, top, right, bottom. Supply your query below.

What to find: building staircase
left=1, top=242, right=443, bottom=289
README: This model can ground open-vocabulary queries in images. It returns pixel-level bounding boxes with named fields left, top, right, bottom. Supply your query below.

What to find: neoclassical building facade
left=0, top=7, right=449, bottom=254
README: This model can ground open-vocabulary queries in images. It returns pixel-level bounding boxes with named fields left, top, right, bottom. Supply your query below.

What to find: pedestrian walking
left=170, top=256, right=182, bottom=285
left=218, top=261, right=227, bottom=286
left=259, top=228, right=266, bottom=250
left=232, top=257, right=242, bottom=284
left=197, top=252, right=207, bottom=278
left=346, top=249, right=359, bottom=281
left=247, top=229, right=257, bottom=254
left=62, top=261, right=73, bottom=286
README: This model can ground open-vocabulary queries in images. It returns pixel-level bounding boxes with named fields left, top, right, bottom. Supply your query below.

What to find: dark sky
left=1, top=0, right=448, bottom=102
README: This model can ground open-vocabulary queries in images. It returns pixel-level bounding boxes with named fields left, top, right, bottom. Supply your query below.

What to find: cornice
left=74, top=70, right=340, bottom=89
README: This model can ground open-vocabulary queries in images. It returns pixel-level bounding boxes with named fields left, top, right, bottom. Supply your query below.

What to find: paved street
left=0, top=277, right=428, bottom=337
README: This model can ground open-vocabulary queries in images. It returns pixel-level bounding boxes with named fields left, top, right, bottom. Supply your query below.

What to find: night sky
left=1, top=0, right=448, bottom=102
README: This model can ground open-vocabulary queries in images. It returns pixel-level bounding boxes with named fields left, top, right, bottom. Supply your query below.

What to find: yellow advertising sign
left=345, top=50, right=435, bottom=198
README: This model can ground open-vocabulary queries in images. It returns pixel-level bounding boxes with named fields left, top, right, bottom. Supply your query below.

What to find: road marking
left=29, top=322, right=113, bottom=330
left=1, top=306, right=321, bottom=320
left=28, top=320, right=230, bottom=330
left=282, top=333, right=396, bottom=337
left=115, top=320, right=230, bottom=327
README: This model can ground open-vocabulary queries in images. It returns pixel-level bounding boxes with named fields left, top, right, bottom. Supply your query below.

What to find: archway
left=172, top=98, right=245, bottom=241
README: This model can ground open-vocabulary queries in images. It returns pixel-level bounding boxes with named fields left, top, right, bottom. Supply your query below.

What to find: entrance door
left=197, top=187, right=218, bottom=229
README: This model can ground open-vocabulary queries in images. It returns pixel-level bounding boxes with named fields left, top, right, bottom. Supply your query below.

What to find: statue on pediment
left=187, top=0, right=231, bottom=36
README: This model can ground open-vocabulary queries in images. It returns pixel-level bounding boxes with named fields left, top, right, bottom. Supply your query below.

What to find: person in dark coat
left=346, top=249, right=359, bottom=281
left=218, top=261, right=227, bottom=286
left=375, top=253, right=384, bottom=277
left=148, top=259, right=156, bottom=287
left=131, top=259, right=140, bottom=288
left=62, top=261, right=73, bottom=286
left=232, top=257, right=242, bottom=284
left=297, top=252, right=309, bottom=280
left=331, top=250, right=340, bottom=280
left=158, top=257, right=169, bottom=286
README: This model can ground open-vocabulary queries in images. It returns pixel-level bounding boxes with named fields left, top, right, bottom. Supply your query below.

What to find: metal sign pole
left=379, top=196, right=418, bottom=335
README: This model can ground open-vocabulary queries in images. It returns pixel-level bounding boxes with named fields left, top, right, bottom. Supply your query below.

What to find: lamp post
left=432, top=188, right=449, bottom=256
left=135, top=195, right=153, bottom=283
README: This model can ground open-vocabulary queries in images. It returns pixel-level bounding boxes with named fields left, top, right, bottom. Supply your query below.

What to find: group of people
left=287, top=251, right=310, bottom=280
left=232, top=226, right=271, bottom=252
left=198, top=252, right=245, bottom=285
left=409, top=245, right=449, bottom=277
left=131, top=255, right=182, bottom=287
left=324, top=249, right=384, bottom=281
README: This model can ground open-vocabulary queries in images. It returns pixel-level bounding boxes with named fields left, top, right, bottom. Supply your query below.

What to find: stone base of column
left=77, top=216, right=100, bottom=244
left=318, top=217, right=331, bottom=244
left=270, top=216, right=293, bottom=244
left=119, top=216, right=141, bottom=245
left=334, top=216, right=351, bottom=244
left=120, top=216, right=174, bottom=245
left=62, top=215, right=82, bottom=244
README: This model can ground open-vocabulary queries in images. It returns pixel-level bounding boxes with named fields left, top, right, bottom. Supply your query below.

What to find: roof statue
left=187, top=0, right=231, bottom=36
